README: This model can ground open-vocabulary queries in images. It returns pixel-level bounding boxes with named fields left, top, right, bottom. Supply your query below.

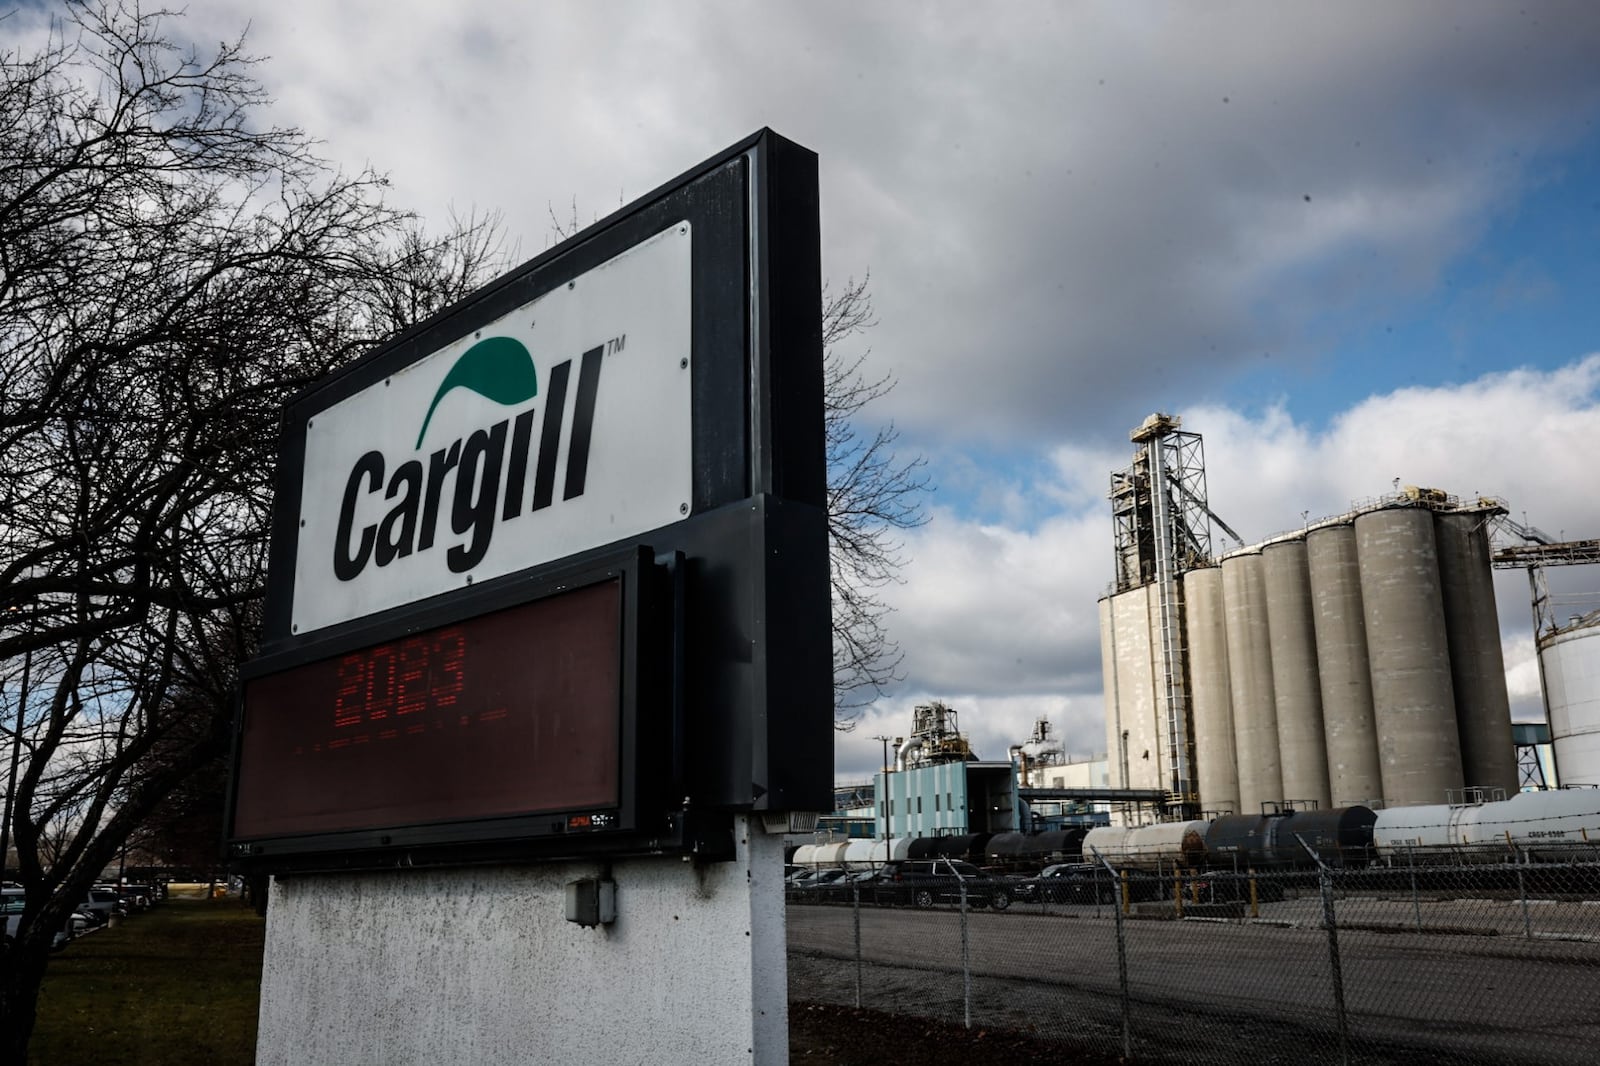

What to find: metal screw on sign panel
left=680, top=357, right=688, bottom=369
left=680, top=503, right=689, bottom=515
left=679, top=225, right=687, bottom=235
left=568, top=281, right=575, bottom=290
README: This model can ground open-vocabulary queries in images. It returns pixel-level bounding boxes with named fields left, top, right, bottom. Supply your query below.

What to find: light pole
left=872, top=735, right=892, bottom=867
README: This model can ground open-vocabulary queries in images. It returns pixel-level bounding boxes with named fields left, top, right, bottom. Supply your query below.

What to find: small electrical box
left=565, top=878, right=617, bottom=928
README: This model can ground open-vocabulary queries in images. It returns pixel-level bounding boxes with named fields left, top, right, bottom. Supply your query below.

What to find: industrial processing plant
left=1100, top=412, right=1600, bottom=820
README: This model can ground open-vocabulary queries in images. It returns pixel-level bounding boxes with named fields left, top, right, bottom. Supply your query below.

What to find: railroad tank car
left=1487, top=788, right=1600, bottom=856
left=933, top=833, right=993, bottom=863
left=984, top=832, right=1031, bottom=868
left=1204, top=806, right=1376, bottom=868
left=903, top=833, right=991, bottom=863
left=1029, top=827, right=1089, bottom=864
left=841, top=839, right=879, bottom=870
left=1370, top=803, right=1463, bottom=859
left=868, top=837, right=911, bottom=866
left=981, top=828, right=1085, bottom=869
left=791, top=844, right=820, bottom=868
left=807, top=841, right=851, bottom=869
left=1084, top=821, right=1208, bottom=869
left=1373, top=789, right=1600, bottom=862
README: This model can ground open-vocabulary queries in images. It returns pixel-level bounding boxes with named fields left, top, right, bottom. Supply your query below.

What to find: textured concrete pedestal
left=255, top=818, right=787, bottom=1065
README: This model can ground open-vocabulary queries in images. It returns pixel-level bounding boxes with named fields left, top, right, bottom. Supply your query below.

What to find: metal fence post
left=959, top=878, right=971, bottom=1030
left=1408, top=847, right=1422, bottom=932
left=852, top=879, right=863, bottom=1009
left=1091, top=846, right=1132, bottom=1061
left=1297, top=834, right=1351, bottom=1066
left=1517, top=847, right=1532, bottom=940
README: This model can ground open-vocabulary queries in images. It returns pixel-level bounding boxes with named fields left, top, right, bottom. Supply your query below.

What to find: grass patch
left=29, top=897, right=264, bottom=1066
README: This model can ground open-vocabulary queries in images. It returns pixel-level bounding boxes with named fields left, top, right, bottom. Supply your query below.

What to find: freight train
left=790, top=789, right=1600, bottom=876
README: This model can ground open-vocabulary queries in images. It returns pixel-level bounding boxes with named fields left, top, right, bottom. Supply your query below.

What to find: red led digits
left=333, top=654, right=364, bottom=728
left=365, top=644, right=396, bottom=721
left=396, top=636, right=428, bottom=716
left=317, top=625, right=475, bottom=754
left=431, top=629, right=466, bottom=708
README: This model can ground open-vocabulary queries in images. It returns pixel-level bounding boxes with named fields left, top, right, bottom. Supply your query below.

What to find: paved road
left=786, top=899, right=1600, bottom=1065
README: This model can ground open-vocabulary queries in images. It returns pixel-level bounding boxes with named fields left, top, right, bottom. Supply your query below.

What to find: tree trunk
left=0, top=928, right=54, bottom=1065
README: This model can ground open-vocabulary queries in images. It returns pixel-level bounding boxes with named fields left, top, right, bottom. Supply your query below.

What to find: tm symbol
left=606, top=334, right=626, bottom=355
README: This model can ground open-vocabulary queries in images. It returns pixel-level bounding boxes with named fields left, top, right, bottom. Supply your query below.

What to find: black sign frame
left=226, top=129, right=832, bottom=872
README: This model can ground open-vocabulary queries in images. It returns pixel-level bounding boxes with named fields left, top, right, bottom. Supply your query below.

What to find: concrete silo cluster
left=1100, top=413, right=1520, bottom=818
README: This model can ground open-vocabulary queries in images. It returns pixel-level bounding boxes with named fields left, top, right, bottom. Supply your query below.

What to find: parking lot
left=787, top=867, right=1600, bottom=1065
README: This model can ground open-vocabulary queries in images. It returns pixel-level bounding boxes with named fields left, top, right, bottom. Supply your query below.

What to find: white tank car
left=810, top=841, right=851, bottom=869
left=1084, top=821, right=1209, bottom=869
left=1373, top=789, right=1600, bottom=861
left=1370, top=803, right=1464, bottom=856
left=842, top=839, right=879, bottom=870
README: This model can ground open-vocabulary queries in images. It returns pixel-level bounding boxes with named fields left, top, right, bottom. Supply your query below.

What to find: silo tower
left=1106, top=413, right=1241, bottom=814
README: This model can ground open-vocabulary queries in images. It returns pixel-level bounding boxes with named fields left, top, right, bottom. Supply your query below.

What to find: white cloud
left=169, top=1, right=1600, bottom=444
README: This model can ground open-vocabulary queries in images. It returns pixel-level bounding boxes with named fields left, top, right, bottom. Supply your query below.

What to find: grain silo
left=1434, top=511, right=1519, bottom=793
left=1098, top=411, right=1522, bottom=817
left=1541, top=612, right=1600, bottom=785
left=1353, top=506, right=1465, bottom=808
left=1183, top=566, right=1239, bottom=814
left=1222, top=552, right=1282, bottom=816
left=1263, top=539, right=1333, bottom=809
left=1305, top=523, right=1383, bottom=807
left=1100, top=587, right=1166, bottom=794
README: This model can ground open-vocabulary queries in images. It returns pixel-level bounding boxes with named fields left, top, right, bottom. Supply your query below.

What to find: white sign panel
left=292, top=223, right=692, bottom=634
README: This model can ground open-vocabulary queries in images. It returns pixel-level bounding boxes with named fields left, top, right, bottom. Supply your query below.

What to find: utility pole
left=872, top=735, right=892, bottom=867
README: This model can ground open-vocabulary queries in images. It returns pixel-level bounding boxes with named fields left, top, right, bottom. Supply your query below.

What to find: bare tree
left=0, top=4, right=500, bottom=1056
left=822, top=276, right=929, bottom=726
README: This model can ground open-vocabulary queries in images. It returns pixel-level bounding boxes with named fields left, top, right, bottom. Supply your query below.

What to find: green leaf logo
left=416, top=336, right=539, bottom=449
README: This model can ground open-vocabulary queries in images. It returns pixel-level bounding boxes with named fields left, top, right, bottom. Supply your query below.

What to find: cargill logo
left=333, top=336, right=606, bottom=581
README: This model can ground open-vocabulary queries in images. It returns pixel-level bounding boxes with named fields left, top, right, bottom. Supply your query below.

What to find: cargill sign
left=230, top=130, right=833, bottom=870
left=295, top=224, right=692, bottom=634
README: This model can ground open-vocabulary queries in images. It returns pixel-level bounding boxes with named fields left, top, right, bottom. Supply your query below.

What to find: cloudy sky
left=28, top=1, right=1600, bottom=781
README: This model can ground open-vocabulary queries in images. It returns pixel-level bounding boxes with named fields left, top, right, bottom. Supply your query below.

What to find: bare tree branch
left=0, top=4, right=501, bottom=1055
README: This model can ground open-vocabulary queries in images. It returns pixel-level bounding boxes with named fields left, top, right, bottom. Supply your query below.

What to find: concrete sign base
left=255, top=816, right=788, bottom=1065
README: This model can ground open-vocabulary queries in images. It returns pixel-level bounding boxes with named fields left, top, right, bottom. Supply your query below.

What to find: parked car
left=116, top=884, right=157, bottom=911
left=786, top=868, right=849, bottom=902
left=1, top=896, right=75, bottom=950
left=815, top=869, right=890, bottom=905
left=879, top=859, right=1011, bottom=910
left=77, top=888, right=126, bottom=926
left=1011, top=863, right=1115, bottom=904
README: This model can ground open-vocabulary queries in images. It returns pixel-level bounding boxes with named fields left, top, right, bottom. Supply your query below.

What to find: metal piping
left=896, top=737, right=924, bottom=771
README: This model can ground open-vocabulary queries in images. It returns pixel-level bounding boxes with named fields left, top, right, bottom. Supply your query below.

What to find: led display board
left=230, top=549, right=670, bottom=863
left=227, top=130, right=832, bottom=872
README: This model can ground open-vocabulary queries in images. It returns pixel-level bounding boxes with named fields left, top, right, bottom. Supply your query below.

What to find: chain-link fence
left=785, top=852, right=1600, bottom=1064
